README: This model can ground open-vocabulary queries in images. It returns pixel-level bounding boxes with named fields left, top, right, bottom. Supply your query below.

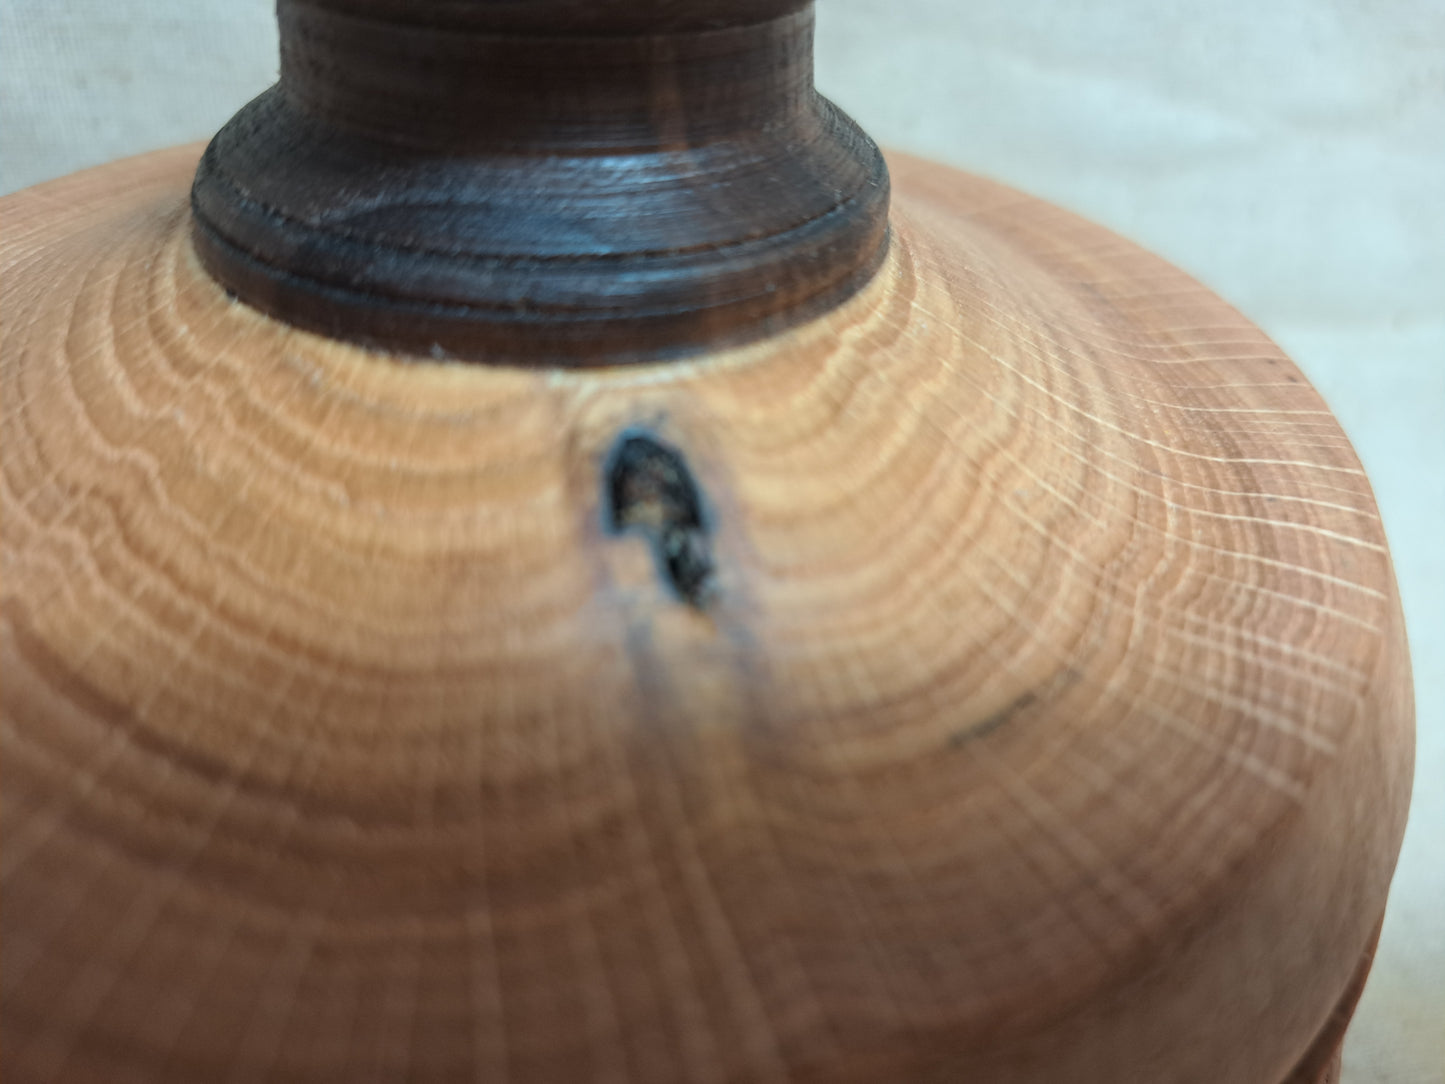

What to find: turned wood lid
left=190, top=0, right=889, bottom=364
left=0, top=145, right=1413, bottom=1082
left=0, top=3, right=1415, bottom=1081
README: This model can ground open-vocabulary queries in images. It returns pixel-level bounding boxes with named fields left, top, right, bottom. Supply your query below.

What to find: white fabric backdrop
left=3, top=2, right=1441, bottom=1079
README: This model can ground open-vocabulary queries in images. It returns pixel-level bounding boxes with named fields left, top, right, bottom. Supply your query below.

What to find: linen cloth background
left=2, top=2, right=1441, bottom=1079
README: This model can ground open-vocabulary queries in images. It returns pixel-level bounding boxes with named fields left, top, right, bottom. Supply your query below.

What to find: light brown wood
left=1, top=145, right=1413, bottom=1082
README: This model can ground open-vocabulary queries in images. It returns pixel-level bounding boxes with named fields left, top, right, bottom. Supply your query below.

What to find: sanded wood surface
left=0, top=145, right=1413, bottom=1082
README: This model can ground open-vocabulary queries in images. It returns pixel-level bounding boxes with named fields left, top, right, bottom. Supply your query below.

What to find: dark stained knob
left=190, top=0, right=890, bottom=364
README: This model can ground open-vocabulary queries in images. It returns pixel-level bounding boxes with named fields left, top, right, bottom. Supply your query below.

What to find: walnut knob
left=190, top=0, right=890, bottom=364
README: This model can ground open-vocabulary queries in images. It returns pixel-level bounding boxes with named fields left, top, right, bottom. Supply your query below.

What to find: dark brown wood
left=190, top=0, right=890, bottom=364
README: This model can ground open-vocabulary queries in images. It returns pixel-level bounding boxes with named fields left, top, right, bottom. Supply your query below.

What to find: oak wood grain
left=0, top=144, right=1413, bottom=1082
